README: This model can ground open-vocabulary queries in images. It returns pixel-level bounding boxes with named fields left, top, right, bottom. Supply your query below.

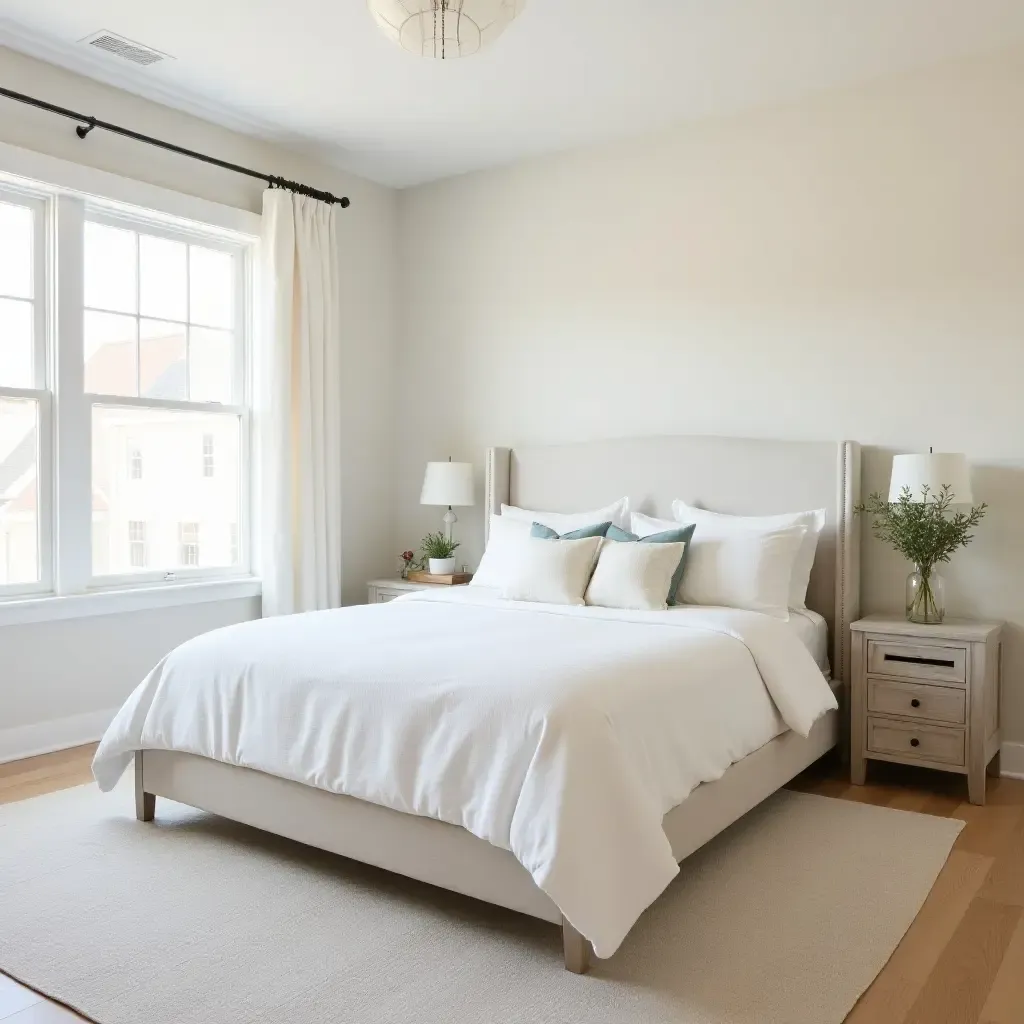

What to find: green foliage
left=420, top=531, right=460, bottom=560
left=854, top=485, right=987, bottom=575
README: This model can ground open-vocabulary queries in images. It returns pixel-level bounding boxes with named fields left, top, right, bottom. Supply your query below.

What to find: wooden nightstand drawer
left=867, top=717, right=965, bottom=766
left=867, top=678, right=966, bottom=725
left=867, top=640, right=966, bottom=684
left=373, top=589, right=404, bottom=603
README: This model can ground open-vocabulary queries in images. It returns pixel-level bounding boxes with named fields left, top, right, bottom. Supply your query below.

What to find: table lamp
left=420, top=459, right=475, bottom=544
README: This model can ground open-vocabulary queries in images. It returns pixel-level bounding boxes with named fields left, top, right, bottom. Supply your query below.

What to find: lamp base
left=442, top=507, right=457, bottom=544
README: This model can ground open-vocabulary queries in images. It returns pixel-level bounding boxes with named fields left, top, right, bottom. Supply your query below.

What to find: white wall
left=396, top=49, right=1024, bottom=746
left=0, top=46, right=398, bottom=757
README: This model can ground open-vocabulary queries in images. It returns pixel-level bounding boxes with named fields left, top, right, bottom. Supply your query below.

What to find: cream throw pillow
left=500, top=536, right=603, bottom=606
left=585, top=541, right=688, bottom=611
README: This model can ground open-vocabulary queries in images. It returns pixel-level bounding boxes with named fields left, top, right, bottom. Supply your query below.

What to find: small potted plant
left=421, top=531, right=460, bottom=576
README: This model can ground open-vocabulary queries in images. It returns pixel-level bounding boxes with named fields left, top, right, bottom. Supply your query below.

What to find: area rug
left=0, top=779, right=962, bottom=1024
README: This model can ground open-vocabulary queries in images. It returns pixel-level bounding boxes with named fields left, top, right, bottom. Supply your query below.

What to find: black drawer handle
left=884, top=653, right=955, bottom=669
left=910, top=737, right=920, bottom=748
left=911, top=698, right=921, bottom=708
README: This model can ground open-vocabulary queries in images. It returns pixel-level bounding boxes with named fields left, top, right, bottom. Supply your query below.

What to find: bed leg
left=561, top=917, right=591, bottom=975
left=134, top=752, right=155, bottom=822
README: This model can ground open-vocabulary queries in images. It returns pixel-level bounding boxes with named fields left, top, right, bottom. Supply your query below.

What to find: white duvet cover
left=93, top=588, right=837, bottom=958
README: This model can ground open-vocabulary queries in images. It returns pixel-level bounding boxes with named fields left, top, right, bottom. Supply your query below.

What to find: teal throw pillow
left=530, top=521, right=613, bottom=540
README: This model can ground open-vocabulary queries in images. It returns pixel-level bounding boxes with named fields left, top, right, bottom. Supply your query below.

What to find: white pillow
left=500, top=536, right=603, bottom=606
left=631, top=512, right=684, bottom=538
left=585, top=541, right=688, bottom=611
left=671, top=501, right=826, bottom=609
left=633, top=512, right=805, bottom=619
left=501, top=497, right=630, bottom=532
left=470, top=515, right=532, bottom=589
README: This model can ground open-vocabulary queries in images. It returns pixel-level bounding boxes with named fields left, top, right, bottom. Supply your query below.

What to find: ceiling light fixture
left=367, top=0, right=527, bottom=59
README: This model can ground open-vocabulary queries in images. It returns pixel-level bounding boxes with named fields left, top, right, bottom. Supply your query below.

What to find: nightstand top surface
left=851, top=614, right=1002, bottom=641
left=368, top=578, right=464, bottom=590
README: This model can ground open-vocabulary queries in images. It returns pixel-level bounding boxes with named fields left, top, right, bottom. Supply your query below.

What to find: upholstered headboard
left=484, top=435, right=861, bottom=686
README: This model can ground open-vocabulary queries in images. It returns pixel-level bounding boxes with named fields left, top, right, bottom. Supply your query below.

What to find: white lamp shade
left=420, top=461, right=475, bottom=507
left=888, top=453, right=973, bottom=504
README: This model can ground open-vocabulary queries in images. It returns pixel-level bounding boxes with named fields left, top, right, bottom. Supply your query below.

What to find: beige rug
left=0, top=780, right=962, bottom=1024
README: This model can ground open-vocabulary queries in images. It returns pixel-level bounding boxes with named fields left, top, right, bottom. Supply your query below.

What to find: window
left=84, top=212, right=248, bottom=584
left=0, top=190, right=48, bottom=594
left=202, top=433, right=215, bottom=478
left=178, top=522, right=199, bottom=566
left=128, top=442, right=143, bottom=480
left=0, top=175, right=253, bottom=602
left=128, top=520, right=147, bottom=568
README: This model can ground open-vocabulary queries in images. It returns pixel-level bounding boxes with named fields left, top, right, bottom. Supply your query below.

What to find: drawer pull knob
left=884, top=653, right=955, bottom=669
left=910, top=737, right=920, bottom=747
left=911, top=699, right=921, bottom=708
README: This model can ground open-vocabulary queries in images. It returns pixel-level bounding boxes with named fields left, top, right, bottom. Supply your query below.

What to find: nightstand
left=366, top=578, right=462, bottom=603
left=850, top=615, right=1002, bottom=805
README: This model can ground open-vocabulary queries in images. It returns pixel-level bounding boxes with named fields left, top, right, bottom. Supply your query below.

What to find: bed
left=93, top=434, right=861, bottom=974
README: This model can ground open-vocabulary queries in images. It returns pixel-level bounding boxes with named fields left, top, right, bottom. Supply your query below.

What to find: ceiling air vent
left=80, top=31, right=171, bottom=67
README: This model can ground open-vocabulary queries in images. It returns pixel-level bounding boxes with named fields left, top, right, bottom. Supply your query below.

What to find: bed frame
left=135, top=434, right=861, bottom=974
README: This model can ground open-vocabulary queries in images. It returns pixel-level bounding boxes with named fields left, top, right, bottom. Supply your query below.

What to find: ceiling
left=1, top=1, right=1024, bottom=189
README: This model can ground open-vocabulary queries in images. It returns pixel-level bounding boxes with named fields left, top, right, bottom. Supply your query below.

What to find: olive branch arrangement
left=854, top=485, right=987, bottom=620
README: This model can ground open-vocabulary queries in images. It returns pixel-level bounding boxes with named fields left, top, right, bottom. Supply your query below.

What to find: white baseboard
left=1001, top=741, right=1024, bottom=780
left=0, top=708, right=117, bottom=765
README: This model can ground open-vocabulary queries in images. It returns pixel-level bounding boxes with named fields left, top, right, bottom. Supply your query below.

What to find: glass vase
left=906, top=565, right=945, bottom=624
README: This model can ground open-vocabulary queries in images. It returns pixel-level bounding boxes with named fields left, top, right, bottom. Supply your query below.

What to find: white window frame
left=0, top=144, right=260, bottom=618
left=0, top=183, right=53, bottom=599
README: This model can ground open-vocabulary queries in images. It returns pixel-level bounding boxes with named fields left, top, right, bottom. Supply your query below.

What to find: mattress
left=789, top=607, right=830, bottom=676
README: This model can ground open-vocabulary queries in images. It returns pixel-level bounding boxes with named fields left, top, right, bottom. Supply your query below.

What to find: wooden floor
left=1, top=745, right=1023, bottom=1023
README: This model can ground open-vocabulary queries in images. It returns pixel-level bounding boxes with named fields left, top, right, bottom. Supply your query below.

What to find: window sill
left=0, top=577, right=262, bottom=627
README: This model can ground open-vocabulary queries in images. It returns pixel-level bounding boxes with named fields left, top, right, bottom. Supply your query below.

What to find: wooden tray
left=406, top=571, right=473, bottom=585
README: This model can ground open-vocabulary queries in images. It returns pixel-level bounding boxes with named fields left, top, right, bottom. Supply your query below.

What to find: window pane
left=84, top=311, right=137, bottom=396
left=0, top=202, right=33, bottom=300
left=139, top=234, right=186, bottom=322
left=189, top=327, right=233, bottom=403
left=189, top=246, right=234, bottom=328
left=0, top=397, right=38, bottom=585
left=140, top=319, right=186, bottom=400
left=0, top=297, right=33, bottom=389
left=92, top=405, right=241, bottom=575
left=85, top=222, right=136, bottom=314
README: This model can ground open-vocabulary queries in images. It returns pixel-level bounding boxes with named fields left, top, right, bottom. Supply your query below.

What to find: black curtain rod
left=0, top=84, right=351, bottom=209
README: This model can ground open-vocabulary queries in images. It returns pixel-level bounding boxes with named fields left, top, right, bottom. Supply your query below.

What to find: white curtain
left=257, top=189, right=343, bottom=616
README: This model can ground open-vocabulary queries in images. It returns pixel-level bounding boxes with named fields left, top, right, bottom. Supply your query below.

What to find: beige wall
left=0, top=47, right=398, bottom=750
left=397, top=49, right=1024, bottom=744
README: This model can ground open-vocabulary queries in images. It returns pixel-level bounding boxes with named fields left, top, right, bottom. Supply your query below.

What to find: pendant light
left=368, top=0, right=527, bottom=59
